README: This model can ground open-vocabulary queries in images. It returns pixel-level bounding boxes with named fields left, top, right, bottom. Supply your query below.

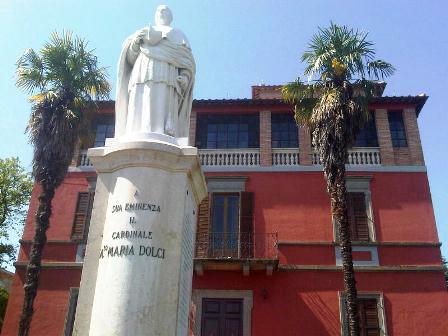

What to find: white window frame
left=338, top=291, right=388, bottom=336
left=63, top=287, right=79, bottom=336
left=333, top=177, right=376, bottom=243
left=191, top=289, right=253, bottom=336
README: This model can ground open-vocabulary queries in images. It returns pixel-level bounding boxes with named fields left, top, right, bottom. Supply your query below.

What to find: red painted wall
left=3, top=147, right=444, bottom=334
left=206, top=171, right=439, bottom=244
left=369, top=172, right=438, bottom=242
left=18, top=243, right=79, bottom=263
left=22, top=172, right=94, bottom=241
left=379, top=246, right=441, bottom=266
left=3, top=172, right=91, bottom=334
left=2, top=268, right=82, bottom=336
left=206, top=172, right=334, bottom=241
left=193, top=271, right=448, bottom=336
left=279, top=245, right=335, bottom=265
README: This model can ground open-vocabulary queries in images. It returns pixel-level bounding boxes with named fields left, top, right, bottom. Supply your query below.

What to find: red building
left=2, top=85, right=447, bottom=335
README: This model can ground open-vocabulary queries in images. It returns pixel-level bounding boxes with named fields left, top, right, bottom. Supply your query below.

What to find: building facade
left=2, top=85, right=447, bottom=335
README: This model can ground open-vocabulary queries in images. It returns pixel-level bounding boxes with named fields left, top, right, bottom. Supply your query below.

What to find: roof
left=251, top=82, right=388, bottom=99
left=192, top=95, right=428, bottom=115
left=97, top=95, right=428, bottom=115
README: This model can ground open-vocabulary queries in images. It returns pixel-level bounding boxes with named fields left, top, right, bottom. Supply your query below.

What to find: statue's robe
left=115, top=27, right=195, bottom=139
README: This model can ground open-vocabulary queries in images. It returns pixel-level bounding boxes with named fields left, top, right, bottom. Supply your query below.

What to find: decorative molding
left=278, top=265, right=444, bottom=272
left=76, top=244, right=87, bottom=263
left=278, top=241, right=336, bottom=246
left=346, top=176, right=373, bottom=190
left=70, top=163, right=427, bottom=173
left=202, top=165, right=427, bottom=173
left=192, top=289, right=253, bottom=336
left=19, top=239, right=80, bottom=245
left=86, top=176, right=97, bottom=192
left=277, top=241, right=442, bottom=247
left=15, top=262, right=83, bottom=269
left=206, top=176, right=248, bottom=192
left=335, top=246, right=379, bottom=266
left=68, top=166, right=96, bottom=173
left=205, top=176, right=248, bottom=181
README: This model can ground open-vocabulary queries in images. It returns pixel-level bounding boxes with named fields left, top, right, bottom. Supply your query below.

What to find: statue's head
left=155, top=5, right=173, bottom=26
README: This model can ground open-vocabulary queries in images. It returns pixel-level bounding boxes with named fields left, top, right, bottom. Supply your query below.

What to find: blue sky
left=0, top=0, right=447, bottom=256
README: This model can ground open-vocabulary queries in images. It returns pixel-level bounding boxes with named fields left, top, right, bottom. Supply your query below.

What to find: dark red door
left=201, top=299, right=243, bottom=336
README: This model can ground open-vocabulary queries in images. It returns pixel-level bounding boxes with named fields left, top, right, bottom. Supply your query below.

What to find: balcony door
left=210, top=194, right=240, bottom=258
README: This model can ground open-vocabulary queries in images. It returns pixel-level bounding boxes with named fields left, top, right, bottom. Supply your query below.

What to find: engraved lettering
left=112, top=204, right=122, bottom=213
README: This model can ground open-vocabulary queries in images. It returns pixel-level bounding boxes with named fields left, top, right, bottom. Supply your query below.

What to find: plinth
left=73, top=137, right=206, bottom=336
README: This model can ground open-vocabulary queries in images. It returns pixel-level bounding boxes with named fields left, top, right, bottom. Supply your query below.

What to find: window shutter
left=63, top=288, right=79, bottom=336
left=347, top=192, right=369, bottom=242
left=359, top=298, right=380, bottom=336
left=71, top=192, right=93, bottom=241
left=240, top=192, right=254, bottom=258
left=83, top=192, right=94, bottom=240
left=195, top=194, right=210, bottom=258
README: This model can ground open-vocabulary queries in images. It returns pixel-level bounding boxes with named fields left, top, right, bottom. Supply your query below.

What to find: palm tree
left=282, top=23, right=394, bottom=336
left=15, top=31, right=110, bottom=335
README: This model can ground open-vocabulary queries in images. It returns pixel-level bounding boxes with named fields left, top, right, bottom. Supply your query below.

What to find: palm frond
left=367, top=60, right=396, bottom=79
left=29, top=90, right=56, bottom=103
left=16, top=48, right=45, bottom=93
left=301, top=22, right=393, bottom=83
left=281, top=78, right=321, bottom=127
left=17, top=30, right=111, bottom=185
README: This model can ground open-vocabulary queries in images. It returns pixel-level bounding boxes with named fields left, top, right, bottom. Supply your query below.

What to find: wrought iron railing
left=195, top=232, right=278, bottom=260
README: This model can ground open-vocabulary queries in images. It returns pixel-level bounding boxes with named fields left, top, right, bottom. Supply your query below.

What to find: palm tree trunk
left=18, top=184, right=54, bottom=336
left=331, top=164, right=359, bottom=336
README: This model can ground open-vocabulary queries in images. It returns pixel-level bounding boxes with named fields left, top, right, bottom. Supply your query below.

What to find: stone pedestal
left=73, top=139, right=206, bottom=336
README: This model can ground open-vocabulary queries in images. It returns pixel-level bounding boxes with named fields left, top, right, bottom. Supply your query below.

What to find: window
left=196, top=191, right=254, bottom=259
left=201, top=299, right=243, bottom=336
left=340, top=294, right=387, bottom=336
left=63, top=288, right=79, bottom=336
left=71, top=192, right=94, bottom=241
left=347, top=192, right=370, bottom=242
left=94, top=123, right=115, bottom=147
left=354, top=116, right=378, bottom=147
left=196, top=114, right=259, bottom=149
left=271, top=113, right=298, bottom=148
left=192, top=290, right=253, bottom=336
left=333, top=178, right=375, bottom=244
left=388, top=111, right=407, bottom=147
left=210, top=194, right=240, bottom=257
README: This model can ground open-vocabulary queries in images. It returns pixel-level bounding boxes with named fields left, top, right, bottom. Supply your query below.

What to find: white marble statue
left=115, top=5, right=195, bottom=140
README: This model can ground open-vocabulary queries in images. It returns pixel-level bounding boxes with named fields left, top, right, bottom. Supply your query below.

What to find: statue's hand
left=131, top=29, right=147, bottom=51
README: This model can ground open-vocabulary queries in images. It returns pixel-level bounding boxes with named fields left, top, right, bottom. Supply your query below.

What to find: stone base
left=106, top=132, right=189, bottom=147
left=73, top=139, right=206, bottom=336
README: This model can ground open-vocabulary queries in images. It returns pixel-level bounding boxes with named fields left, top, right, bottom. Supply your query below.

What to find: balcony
left=76, top=147, right=381, bottom=169
left=198, top=147, right=381, bottom=168
left=272, top=148, right=300, bottom=166
left=198, top=149, right=260, bottom=168
left=77, top=150, right=93, bottom=167
left=194, top=232, right=278, bottom=276
left=312, top=147, right=381, bottom=166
